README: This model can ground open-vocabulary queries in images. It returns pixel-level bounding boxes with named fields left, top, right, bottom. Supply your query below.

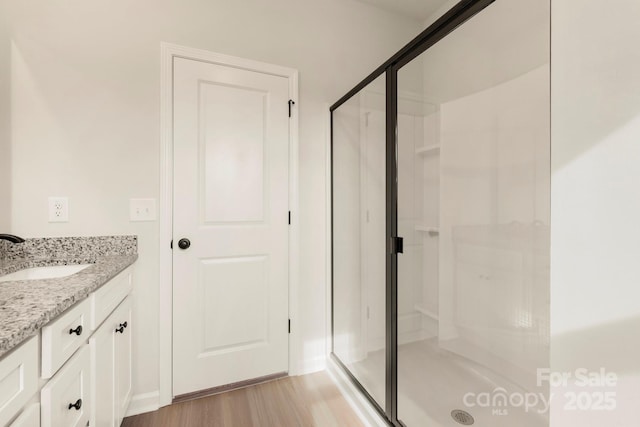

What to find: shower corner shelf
left=415, top=225, right=439, bottom=235
left=415, top=144, right=440, bottom=156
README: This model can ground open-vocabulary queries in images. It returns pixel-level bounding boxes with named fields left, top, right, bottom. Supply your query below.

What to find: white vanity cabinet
left=0, top=264, right=134, bottom=427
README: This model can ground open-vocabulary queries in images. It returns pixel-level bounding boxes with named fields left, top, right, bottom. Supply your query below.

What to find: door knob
left=178, top=238, right=191, bottom=250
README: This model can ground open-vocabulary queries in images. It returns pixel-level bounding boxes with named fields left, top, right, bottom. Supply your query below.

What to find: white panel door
left=172, top=57, right=290, bottom=396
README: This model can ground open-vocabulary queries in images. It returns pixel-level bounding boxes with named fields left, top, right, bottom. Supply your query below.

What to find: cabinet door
left=0, top=336, right=38, bottom=427
left=10, top=403, right=40, bottom=427
left=90, top=310, right=117, bottom=427
left=40, top=345, right=91, bottom=427
left=114, top=297, right=132, bottom=426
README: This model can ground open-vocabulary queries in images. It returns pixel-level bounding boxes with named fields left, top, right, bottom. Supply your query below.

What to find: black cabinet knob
left=178, top=238, right=191, bottom=250
left=68, top=399, right=82, bottom=411
left=116, top=321, right=128, bottom=333
left=69, top=325, right=83, bottom=336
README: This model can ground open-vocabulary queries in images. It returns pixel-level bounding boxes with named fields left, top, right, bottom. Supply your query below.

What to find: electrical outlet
left=48, top=197, right=69, bottom=222
left=130, top=198, right=156, bottom=222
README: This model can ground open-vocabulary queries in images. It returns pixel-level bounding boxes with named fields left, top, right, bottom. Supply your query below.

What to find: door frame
left=159, top=42, right=299, bottom=407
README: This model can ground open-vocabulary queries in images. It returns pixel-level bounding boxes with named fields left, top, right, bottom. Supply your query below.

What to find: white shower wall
left=438, top=65, right=550, bottom=391
left=398, top=97, right=437, bottom=345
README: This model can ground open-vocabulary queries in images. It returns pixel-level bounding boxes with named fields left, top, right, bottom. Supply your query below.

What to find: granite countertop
left=0, top=236, right=138, bottom=358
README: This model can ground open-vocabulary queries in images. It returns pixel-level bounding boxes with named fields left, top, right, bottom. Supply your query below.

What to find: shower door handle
left=391, top=236, right=404, bottom=254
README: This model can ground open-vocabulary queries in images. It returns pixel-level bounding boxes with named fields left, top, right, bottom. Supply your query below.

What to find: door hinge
left=288, top=211, right=291, bottom=225
left=288, top=319, right=291, bottom=334
left=288, top=99, right=295, bottom=118
left=390, top=236, right=404, bottom=254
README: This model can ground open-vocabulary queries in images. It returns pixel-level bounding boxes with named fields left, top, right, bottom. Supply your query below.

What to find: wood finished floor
left=122, top=371, right=365, bottom=427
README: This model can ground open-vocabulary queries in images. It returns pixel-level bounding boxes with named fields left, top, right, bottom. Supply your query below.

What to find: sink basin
left=0, top=264, right=92, bottom=283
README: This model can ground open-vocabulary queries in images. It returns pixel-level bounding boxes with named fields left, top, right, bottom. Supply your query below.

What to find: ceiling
left=352, top=0, right=452, bottom=21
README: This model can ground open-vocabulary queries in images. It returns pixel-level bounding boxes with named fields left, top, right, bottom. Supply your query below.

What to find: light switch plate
left=130, top=198, right=156, bottom=222
left=48, top=197, right=69, bottom=222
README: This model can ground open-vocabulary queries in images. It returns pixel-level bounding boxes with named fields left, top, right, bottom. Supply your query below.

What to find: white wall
left=551, top=1, right=640, bottom=425
left=0, top=11, right=9, bottom=231
left=1, top=0, right=421, bottom=410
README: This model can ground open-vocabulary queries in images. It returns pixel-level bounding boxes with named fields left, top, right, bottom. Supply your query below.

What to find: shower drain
left=451, top=409, right=474, bottom=425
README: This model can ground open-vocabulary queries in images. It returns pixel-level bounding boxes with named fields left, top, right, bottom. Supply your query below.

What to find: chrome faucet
left=0, top=234, right=25, bottom=244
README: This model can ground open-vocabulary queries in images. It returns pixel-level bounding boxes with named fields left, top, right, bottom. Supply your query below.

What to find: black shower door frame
left=330, top=0, right=495, bottom=426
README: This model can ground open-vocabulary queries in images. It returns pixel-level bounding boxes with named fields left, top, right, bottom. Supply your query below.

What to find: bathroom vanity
left=0, top=236, right=137, bottom=427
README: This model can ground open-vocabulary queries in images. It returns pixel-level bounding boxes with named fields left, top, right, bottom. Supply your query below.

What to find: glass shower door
left=395, top=0, right=550, bottom=426
left=332, top=74, right=387, bottom=410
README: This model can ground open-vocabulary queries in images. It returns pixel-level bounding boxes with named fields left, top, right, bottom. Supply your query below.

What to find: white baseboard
left=125, top=390, right=160, bottom=417
left=294, top=354, right=327, bottom=376
left=326, top=358, right=387, bottom=427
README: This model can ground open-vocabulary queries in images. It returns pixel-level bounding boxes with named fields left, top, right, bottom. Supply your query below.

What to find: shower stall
left=331, top=0, right=550, bottom=426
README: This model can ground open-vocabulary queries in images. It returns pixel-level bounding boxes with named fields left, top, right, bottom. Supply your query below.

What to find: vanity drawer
left=10, top=403, right=40, bottom=427
left=90, top=267, right=133, bottom=331
left=41, top=345, right=90, bottom=427
left=41, top=299, right=91, bottom=379
left=0, top=336, right=38, bottom=427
